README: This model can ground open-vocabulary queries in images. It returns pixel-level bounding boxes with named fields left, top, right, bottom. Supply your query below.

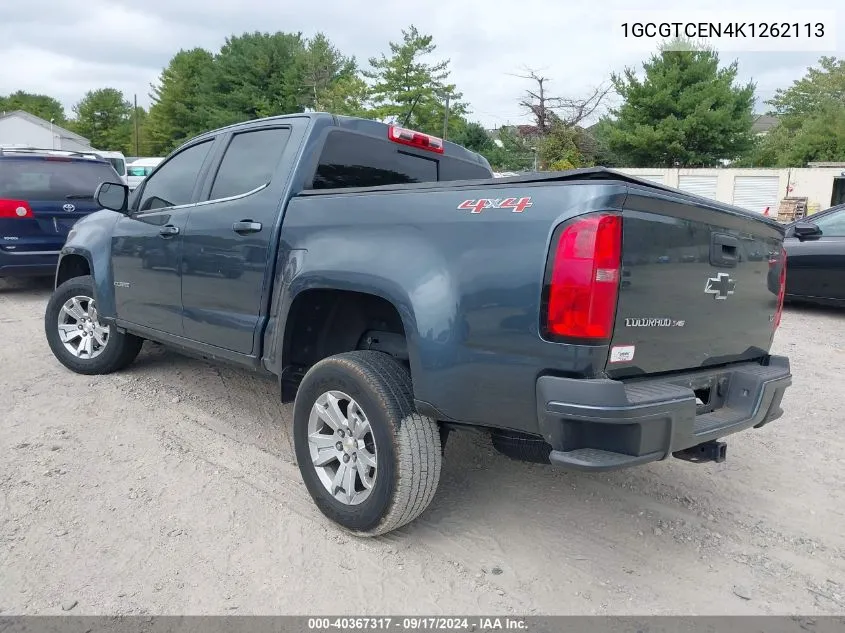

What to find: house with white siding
left=0, top=110, right=94, bottom=152
left=616, top=166, right=845, bottom=218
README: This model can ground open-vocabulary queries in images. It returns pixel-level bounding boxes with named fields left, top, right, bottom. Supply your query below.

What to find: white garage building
left=617, top=166, right=845, bottom=218
left=0, top=110, right=94, bottom=153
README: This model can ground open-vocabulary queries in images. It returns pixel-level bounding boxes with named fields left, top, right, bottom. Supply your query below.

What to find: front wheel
left=44, top=275, right=143, bottom=375
left=293, top=351, right=442, bottom=536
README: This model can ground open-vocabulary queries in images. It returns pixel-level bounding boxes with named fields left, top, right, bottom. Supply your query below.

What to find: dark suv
left=0, top=148, right=119, bottom=277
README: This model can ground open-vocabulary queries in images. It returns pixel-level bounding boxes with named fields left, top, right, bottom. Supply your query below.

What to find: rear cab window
left=311, top=129, right=490, bottom=190
left=0, top=157, right=118, bottom=200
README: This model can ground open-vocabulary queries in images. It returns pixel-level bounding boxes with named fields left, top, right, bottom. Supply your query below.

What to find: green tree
left=298, top=33, right=359, bottom=111
left=128, top=106, right=154, bottom=156
left=364, top=25, right=467, bottom=136
left=481, top=127, right=536, bottom=171
left=768, top=56, right=845, bottom=118
left=70, top=88, right=132, bottom=151
left=600, top=41, right=755, bottom=167
left=204, top=31, right=306, bottom=128
left=319, top=75, right=373, bottom=118
left=537, top=124, right=599, bottom=170
left=0, top=90, right=66, bottom=123
left=146, top=48, right=216, bottom=154
left=451, top=121, right=493, bottom=153
left=749, top=57, right=845, bottom=166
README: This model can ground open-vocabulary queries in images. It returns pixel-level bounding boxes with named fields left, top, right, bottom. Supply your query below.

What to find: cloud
left=0, top=0, right=841, bottom=127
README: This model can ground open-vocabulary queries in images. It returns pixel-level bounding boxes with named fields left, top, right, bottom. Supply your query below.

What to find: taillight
left=774, top=247, right=787, bottom=330
left=0, top=199, right=33, bottom=219
left=544, top=213, right=622, bottom=341
left=388, top=125, right=444, bottom=154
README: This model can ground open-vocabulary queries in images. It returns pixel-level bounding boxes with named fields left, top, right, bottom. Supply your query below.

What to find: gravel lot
left=1, top=276, right=844, bottom=616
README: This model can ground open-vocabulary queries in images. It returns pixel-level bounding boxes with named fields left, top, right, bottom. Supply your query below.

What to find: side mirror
left=95, top=181, right=129, bottom=213
left=792, top=221, right=822, bottom=241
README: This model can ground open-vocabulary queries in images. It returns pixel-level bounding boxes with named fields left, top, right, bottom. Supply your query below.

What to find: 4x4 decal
left=457, top=197, right=533, bottom=214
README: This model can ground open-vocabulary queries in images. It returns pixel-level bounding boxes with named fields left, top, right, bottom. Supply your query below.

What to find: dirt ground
left=1, top=276, right=844, bottom=616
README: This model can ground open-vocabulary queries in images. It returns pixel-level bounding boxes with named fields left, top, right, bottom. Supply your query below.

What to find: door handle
left=159, top=225, right=180, bottom=237
left=710, top=233, right=739, bottom=267
left=233, top=220, right=262, bottom=234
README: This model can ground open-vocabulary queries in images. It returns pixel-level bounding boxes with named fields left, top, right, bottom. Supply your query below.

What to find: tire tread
left=348, top=351, right=441, bottom=536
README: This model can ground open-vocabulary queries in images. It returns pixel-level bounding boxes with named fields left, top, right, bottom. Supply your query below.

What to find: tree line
left=1, top=27, right=842, bottom=170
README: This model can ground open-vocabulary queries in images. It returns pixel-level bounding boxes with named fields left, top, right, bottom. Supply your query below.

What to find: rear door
left=785, top=206, right=845, bottom=302
left=0, top=156, right=116, bottom=253
left=609, top=186, right=784, bottom=378
left=181, top=124, right=298, bottom=354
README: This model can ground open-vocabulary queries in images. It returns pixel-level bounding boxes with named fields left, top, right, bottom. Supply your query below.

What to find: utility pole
left=442, top=93, right=450, bottom=140
left=134, top=94, right=139, bottom=155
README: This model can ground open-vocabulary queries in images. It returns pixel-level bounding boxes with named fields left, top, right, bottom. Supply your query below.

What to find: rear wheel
left=293, top=351, right=442, bottom=536
left=44, top=275, right=143, bottom=375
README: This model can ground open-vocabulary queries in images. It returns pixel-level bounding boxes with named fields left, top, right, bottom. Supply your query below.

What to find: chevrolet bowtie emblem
left=704, top=273, right=736, bottom=300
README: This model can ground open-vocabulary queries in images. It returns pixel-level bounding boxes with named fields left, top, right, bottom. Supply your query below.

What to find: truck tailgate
left=608, top=187, right=785, bottom=378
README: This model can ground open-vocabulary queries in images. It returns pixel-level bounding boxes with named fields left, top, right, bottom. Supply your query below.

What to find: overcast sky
left=0, top=0, right=840, bottom=128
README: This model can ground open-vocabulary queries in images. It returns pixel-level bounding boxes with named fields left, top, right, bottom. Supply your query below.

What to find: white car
left=126, top=157, right=164, bottom=190
left=92, top=150, right=129, bottom=186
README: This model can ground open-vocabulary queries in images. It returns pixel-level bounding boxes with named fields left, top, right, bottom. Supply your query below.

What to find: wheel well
left=281, top=289, right=408, bottom=402
left=55, top=255, right=91, bottom=287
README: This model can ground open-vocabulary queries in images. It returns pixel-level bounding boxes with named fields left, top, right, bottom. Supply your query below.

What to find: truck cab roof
left=186, top=112, right=492, bottom=176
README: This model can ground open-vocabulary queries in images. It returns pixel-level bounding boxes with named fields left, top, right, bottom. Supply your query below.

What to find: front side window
left=137, top=141, right=213, bottom=212
left=814, top=208, right=845, bottom=237
left=209, top=127, right=291, bottom=200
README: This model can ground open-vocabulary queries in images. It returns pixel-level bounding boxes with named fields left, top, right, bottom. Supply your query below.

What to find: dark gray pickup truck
left=43, top=113, right=792, bottom=536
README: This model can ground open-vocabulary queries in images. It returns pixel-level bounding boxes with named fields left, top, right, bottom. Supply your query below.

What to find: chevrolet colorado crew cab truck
left=43, top=113, right=792, bottom=536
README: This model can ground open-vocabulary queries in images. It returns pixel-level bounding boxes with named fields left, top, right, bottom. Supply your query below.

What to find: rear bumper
left=536, top=355, right=791, bottom=471
left=0, top=250, right=60, bottom=277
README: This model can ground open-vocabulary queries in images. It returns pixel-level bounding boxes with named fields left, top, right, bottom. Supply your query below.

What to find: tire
left=491, top=429, right=553, bottom=464
left=44, top=275, right=143, bottom=375
left=293, top=351, right=442, bottom=536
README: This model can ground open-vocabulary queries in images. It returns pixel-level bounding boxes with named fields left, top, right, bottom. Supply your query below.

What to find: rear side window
left=210, top=127, right=291, bottom=200
left=0, top=158, right=118, bottom=200
left=313, top=131, right=437, bottom=189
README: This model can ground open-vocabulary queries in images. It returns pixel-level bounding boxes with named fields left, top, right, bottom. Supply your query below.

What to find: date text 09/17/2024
left=307, top=617, right=527, bottom=631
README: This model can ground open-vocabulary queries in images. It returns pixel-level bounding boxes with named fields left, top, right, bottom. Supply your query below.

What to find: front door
left=111, top=138, right=216, bottom=335
left=786, top=206, right=845, bottom=302
left=181, top=126, right=294, bottom=354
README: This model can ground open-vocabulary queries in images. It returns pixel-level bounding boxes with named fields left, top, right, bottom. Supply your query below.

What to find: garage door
left=678, top=175, right=718, bottom=200
left=637, top=173, right=666, bottom=185
left=732, top=176, right=781, bottom=214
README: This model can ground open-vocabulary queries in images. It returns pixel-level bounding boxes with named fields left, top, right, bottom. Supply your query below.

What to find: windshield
left=105, top=157, right=126, bottom=176
left=128, top=166, right=154, bottom=177
left=0, top=158, right=118, bottom=200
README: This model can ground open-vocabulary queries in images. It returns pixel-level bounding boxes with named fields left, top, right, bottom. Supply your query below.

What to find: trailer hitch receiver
left=673, top=440, right=727, bottom=464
